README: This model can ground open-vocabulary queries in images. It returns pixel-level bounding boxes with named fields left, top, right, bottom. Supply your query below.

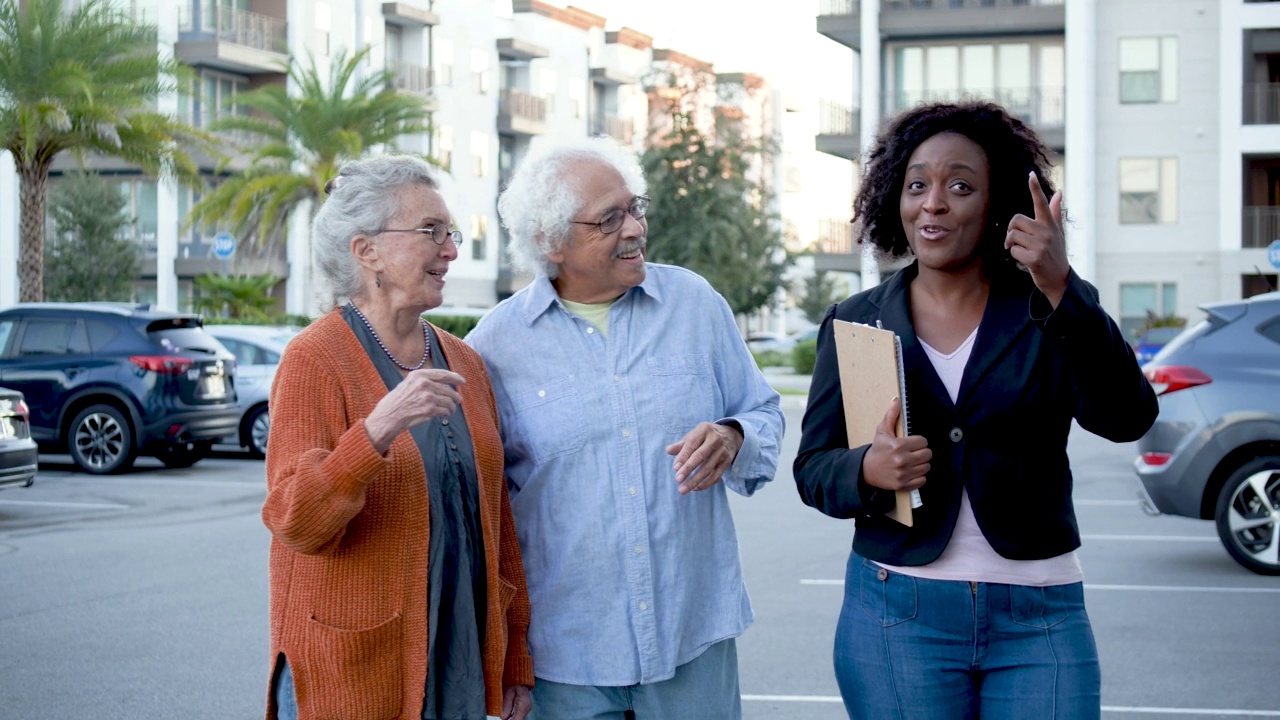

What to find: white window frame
left=1119, top=36, right=1178, bottom=104
left=1119, top=157, right=1178, bottom=224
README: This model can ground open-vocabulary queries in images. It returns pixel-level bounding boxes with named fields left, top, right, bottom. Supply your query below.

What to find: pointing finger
left=1049, top=189, right=1064, bottom=229
left=1028, top=170, right=1051, bottom=223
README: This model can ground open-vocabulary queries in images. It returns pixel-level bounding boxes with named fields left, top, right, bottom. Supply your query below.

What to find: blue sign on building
left=1269, top=239, right=1280, bottom=271
left=212, top=232, right=237, bottom=260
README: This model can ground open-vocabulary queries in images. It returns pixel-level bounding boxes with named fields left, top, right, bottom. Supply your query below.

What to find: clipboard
left=832, top=319, right=923, bottom=527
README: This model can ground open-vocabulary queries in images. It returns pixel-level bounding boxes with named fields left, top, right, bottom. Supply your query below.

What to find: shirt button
left=949, top=427, right=964, bottom=443
left=622, top=428, right=631, bottom=438
left=586, top=327, right=595, bottom=334
left=639, top=601, right=648, bottom=611
left=450, top=443, right=457, bottom=450
left=635, top=545, right=644, bottom=554
left=629, top=487, right=638, bottom=496
left=613, top=374, right=621, bottom=382
left=441, top=419, right=449, bottom=426
left=537, top=390, right=546, bottom=398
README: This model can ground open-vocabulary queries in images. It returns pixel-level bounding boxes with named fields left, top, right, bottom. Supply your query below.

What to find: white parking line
left=0, top=499, right=130, bottom=510
left=1075, top=499, right=1139, bottom=506
left=741, top=696, right=1280, bottom=715
left=1082, top=534, right=1218, bottom=542
left=39, top=476, right=264, bottom=490
left=799, top=579, right=1280, bottom=594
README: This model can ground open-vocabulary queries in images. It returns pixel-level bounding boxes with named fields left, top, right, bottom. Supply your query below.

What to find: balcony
left=815, top=99, right=861, bottom=161
left=883, top=86, right=1065, bottom=149
left=814, top=218, right=862, bottom=273
left=1243, top=206, right=1280, bottom=249
left=382, top=2, right=440, bottom=27
left=817, top=0, right=860, bottom=51
left=1244, top=83, right=1280, bottom=125
left=498, top=89, right=548, bottom=136
left=880, top=0, right=1064, bottom=39
left=177, top=3, right=288, bottom=75
left=593, top=114, right=634, bottom=144
left=388, top=61, right=439, bottom=110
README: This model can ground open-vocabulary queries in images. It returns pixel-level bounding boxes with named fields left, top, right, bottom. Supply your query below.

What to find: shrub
left=425, top=313, right=482, bottom=338
left=791, top=339, right=818, bottom=375
left=752, top=350, right=790, bottom=368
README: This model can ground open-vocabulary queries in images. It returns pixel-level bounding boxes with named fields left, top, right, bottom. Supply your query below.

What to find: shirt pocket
left=646, top=354, right=718, bottom=434
left=509, top=375, right=587, bottom=465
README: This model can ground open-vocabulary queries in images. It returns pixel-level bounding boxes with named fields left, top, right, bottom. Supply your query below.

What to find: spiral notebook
left=832, top=319, right=924, bottom=527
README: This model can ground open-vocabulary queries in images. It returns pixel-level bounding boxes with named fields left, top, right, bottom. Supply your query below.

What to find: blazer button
left=949, top=427, right=964, bottom=443
left=877, top=568, right=889, bottom=581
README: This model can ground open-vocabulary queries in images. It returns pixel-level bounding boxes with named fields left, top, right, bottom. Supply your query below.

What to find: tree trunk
left=17, top=156, right=53, bottom=302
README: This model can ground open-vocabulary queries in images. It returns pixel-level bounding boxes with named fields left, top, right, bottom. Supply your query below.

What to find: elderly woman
left=262, top=154, right=534, bottom=720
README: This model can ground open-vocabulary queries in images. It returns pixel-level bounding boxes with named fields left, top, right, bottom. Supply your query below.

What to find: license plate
left=200, top=374, right=227, bottom=398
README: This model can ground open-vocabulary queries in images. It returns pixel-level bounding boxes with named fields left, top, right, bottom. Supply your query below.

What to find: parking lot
left=0, top=403, right=1278, bottom=719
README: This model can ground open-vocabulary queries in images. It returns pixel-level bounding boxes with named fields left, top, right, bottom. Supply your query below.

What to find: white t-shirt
left=876, top=326, right=1083, bottom=586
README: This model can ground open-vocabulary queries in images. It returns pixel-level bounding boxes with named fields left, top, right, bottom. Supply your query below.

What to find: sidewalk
left=760, top=366, right=811, bottom=408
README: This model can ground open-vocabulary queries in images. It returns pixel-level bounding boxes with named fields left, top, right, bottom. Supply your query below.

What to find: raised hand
left=363, top=368, right=466, bottom=454
left=861, top=397, right=931, bottom=492
left=1004, top=171, right=1071, bottom=308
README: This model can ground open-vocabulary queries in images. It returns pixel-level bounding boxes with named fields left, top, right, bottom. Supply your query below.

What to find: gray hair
left=311, top=154, right=442, bottom=309
left=498, top=137, right=647, bottom=278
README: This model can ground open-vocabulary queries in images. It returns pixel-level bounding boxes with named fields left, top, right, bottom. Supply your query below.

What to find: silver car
left=1134, top=291, right=1280, bottom=575
left=206, top=325, right=299, bottom=457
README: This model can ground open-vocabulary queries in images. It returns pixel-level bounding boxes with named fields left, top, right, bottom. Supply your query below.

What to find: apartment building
left=0, top=0, right=782, bottom=316
left=815, top=0, right=1280, bottom=336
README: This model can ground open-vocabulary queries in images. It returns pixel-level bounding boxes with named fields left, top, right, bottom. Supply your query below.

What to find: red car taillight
left=1143, top=365, right=1212, bottom=396
left=1140, top=452, right=1173, bottom=466
left=130, top=355, right=195, bottom=374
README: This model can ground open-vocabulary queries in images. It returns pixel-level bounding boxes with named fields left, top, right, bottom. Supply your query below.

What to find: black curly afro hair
left=853, top=100, right=1056, bottom=268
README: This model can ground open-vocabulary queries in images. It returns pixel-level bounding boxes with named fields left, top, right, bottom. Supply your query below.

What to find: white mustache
left=613, top=239, right=646, bottom=259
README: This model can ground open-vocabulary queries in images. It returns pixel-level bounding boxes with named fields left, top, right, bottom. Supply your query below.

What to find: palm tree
left=0, top=0, right=205, bottom=301
left=186, top=47, right=433, bottom=257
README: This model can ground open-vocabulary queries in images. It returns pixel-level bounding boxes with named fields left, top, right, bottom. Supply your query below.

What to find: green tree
left=186, top=48, right=433, bottom=257
left=193, top=273, right=281, bottom=323
left=797, top=269, right=843, bottom=324
left=0, top=0, right=205, bottom=301
left=640, top=76, right=789, bottom=316
left=43, top=172, right=139, bottom=302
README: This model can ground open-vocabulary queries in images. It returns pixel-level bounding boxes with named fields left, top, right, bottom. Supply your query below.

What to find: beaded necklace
left=348, top=302, right=430, bottom=371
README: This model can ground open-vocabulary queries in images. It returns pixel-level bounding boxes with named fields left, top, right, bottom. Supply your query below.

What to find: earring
left=375, top=273, right=382, bottom=289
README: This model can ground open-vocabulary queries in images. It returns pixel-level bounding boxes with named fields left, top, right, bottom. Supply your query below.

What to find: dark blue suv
left=0, top=303, right=239, bottom=474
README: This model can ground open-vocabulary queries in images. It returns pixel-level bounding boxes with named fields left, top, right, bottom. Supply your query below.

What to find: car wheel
left=243, top=405, right=270, bottom=458
left=157, top=440, right=215, bottom=469
left=69, top=404, right=136, bottom=475
left=1214, top=456, right=1280, bottom=576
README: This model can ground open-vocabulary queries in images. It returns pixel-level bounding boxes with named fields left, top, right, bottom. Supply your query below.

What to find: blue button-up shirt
left=466, top=263, right=783, bottom=686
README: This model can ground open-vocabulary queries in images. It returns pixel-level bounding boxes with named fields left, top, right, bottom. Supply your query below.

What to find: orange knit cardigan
left=262, top=310, right=533, bottom=720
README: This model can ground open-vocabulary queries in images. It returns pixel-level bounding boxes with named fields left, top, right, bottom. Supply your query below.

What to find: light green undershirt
left=560, top=298, right=616, bottom=339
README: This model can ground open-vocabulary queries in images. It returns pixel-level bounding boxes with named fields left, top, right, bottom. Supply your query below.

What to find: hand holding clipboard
left=832, top=320, right=928, bottom=527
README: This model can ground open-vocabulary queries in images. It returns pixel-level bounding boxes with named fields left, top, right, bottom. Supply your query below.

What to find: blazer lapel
left=955, top=275, right=1033, bottom=410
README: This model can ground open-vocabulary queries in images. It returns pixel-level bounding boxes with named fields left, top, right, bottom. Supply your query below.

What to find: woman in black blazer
left=793, top=101, right=1157, bottom=719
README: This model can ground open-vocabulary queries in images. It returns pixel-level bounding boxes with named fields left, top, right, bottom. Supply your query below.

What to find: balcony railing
left=499, top=88, right=547, bottom=123
left=882, top=0, right=1063, bottom=9
left=816, top=218, right=857, bottom=255
left=593, top=114, right=633, bottom=143
left=180, top=2, right=287, bottom=53
left=818, top=0, right=856, bottom=14
left=389, top=62, right=434, bottom=95
left=818, top=99, right=857, bottom=135
left=1244, top=83, right=1280, bottom=125
left=1243, top=206, right=1280, bottom=249
left=883, top=86, right=1064, bottom=129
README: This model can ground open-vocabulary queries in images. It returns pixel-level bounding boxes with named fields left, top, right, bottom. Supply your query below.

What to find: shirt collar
left=518, top=264, right=664, bottom=326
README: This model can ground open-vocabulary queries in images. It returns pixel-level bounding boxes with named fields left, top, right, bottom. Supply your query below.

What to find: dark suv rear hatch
left=138, top=318, right=235, bottom=405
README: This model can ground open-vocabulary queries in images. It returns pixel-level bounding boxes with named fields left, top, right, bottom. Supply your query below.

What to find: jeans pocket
left=298, top=612, right=403, bottom=720
left=857, top=560, right=918, bottom=628
left=1009, top=583, right=1076, bottom=629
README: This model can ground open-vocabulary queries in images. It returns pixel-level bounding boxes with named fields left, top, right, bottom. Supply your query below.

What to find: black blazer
left=793, top=262, right=1158, bottom=565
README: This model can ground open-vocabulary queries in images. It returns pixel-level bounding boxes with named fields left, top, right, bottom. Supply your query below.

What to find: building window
left=1119, top=158, right=1178, bottom=224
left=472, top=48, right=490, bottom=94
left=1243, top=273, right=1278, bottom=299
left=198, top=70, right=248, bottom=126
left=1120, top=282, right=1178, bottom=341
left=471, top=131, right=489, bottom=177
left=471, top=214, right=487, bottom=261
left=1119, top=37, right=1178, bottom=104
left=541, top=69, right=557, bottom=113
left=889, top=40, right=1061, bottom=124
left=435, top=38, right=454, bottom=86
left=435, top=125, right=453, bottom=172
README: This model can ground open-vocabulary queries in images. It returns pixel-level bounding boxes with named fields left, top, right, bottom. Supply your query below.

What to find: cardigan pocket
left=298, top=611, right=403, bottom=720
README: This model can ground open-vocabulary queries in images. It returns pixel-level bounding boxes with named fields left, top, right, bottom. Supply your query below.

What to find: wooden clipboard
left=832, top=319, right=920, bottom=527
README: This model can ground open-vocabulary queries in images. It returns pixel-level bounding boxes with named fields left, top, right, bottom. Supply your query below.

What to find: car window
left=219, top=339, right=261, bottom=366
left=0, top=320, right=13, bottom=356
left=18, top=319, right=89, bottom=356
left=147, top=320, right=224, bottom=354
left=85, top=319, right=120, bottom=353
left=263, top=348, right=280, bottom=364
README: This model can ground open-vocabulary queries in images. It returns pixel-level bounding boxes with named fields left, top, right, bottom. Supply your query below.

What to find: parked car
left=1133, top=325, right=1183, bottom=365
left=1134, top=291, right=1280, bottom=575
left=745, top=332, right=793, bottom=354
left=0, top=386, right=37, bottom=489
left=205, top=324, right=299, bottom=457
left=0, top=303, right=239, bottom=474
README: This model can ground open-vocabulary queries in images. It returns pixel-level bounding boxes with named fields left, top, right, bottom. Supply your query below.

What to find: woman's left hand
left=1005, top=171, right=1071, bottom=309
left=502, top=684, right=532, bottom=720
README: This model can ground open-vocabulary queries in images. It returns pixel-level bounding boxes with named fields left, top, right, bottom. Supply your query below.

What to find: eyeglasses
left=379, top=225, right=464, bottom=247
left=571, top=195, right=650, bottom=235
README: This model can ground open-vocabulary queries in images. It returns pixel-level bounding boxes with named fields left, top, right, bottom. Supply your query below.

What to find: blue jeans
left=272, top=658, right=298, bottom=720
left=834, top=554, right=1101, bottom=720
left=527, top=638, right=741, bottom=720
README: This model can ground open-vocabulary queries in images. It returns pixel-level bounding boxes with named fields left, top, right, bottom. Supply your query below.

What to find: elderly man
left=466, top=137, right=784, bottom=720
